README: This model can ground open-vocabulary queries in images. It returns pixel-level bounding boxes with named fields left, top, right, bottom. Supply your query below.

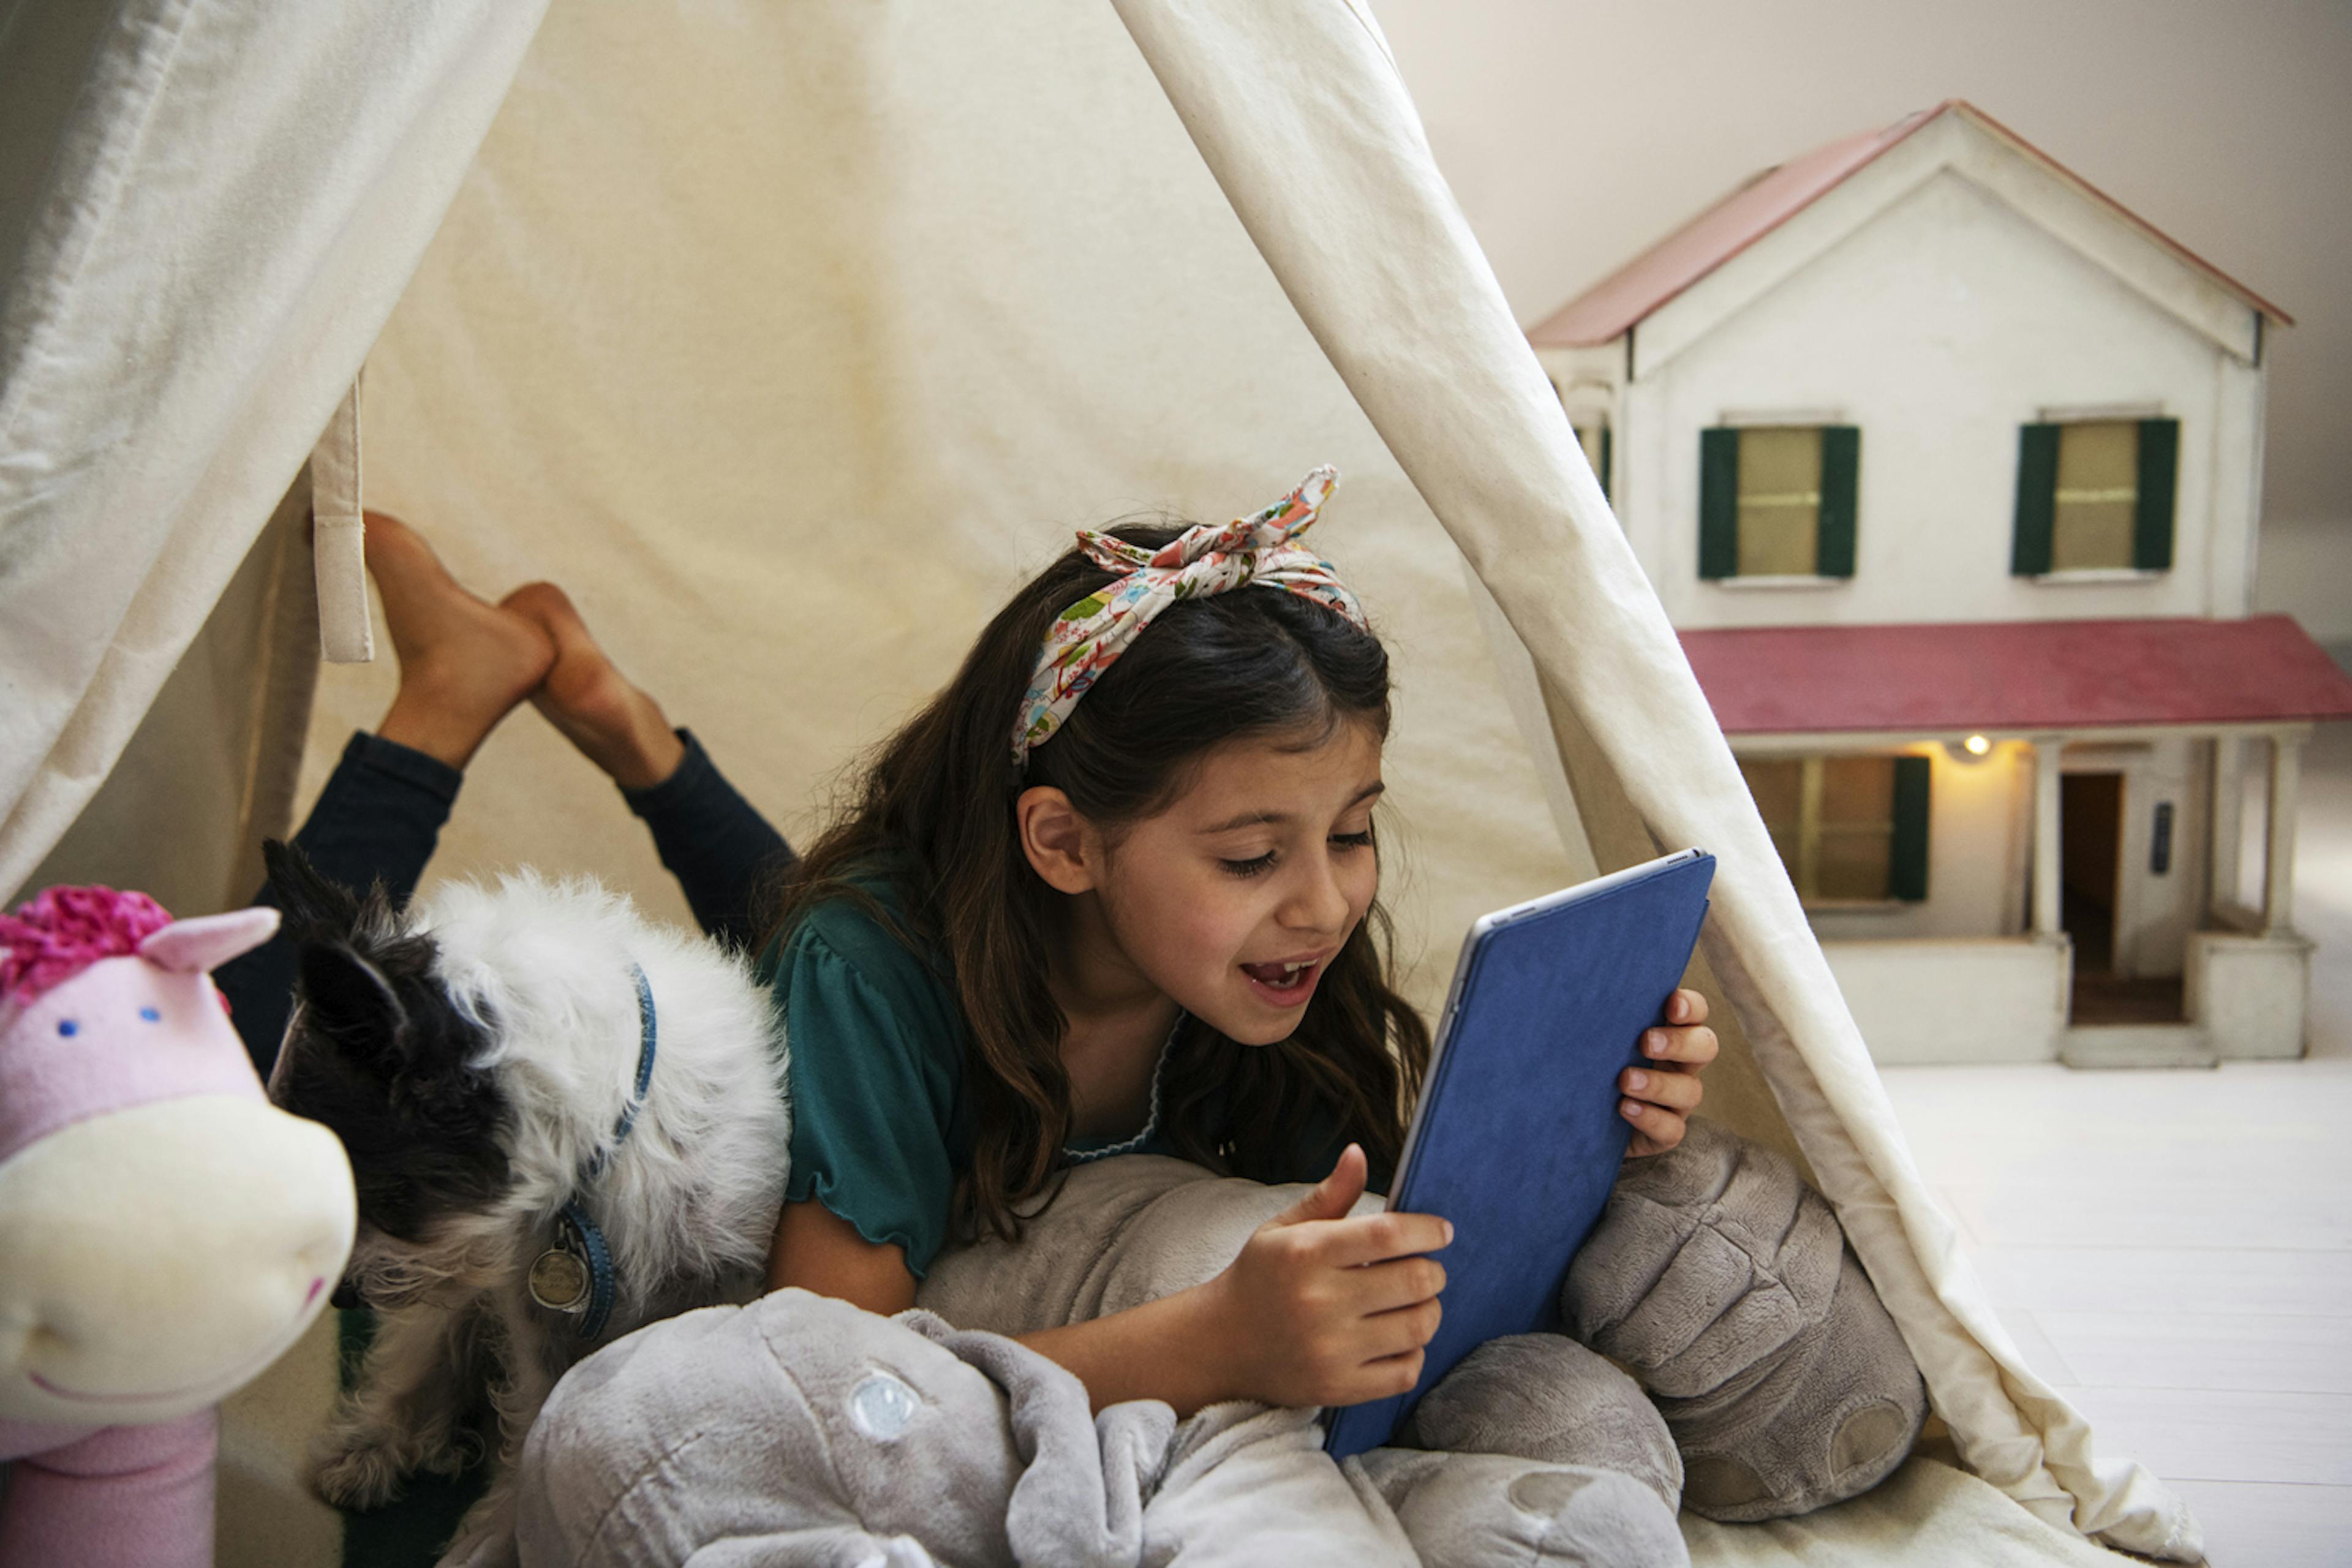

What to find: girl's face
left=1089, top=720, right=1384, bottom=1046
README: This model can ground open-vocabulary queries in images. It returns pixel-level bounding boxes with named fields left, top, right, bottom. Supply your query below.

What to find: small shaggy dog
left=262, top=841, right=791, bottom=1567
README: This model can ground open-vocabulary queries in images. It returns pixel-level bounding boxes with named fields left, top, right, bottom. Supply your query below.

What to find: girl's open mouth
left=1240, top=958, right=1321, bottom=1006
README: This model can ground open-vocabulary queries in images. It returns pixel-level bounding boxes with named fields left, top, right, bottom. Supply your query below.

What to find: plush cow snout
left=0, top=1096, right=356, bottom=1427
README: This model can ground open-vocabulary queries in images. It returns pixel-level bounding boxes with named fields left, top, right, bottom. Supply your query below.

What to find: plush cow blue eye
left=57, top=1019, right=78, bottom=1037
left=140, top=1006, right=162, bottom=1022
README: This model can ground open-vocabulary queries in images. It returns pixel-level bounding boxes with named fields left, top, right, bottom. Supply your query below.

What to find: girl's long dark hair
left=766, top=522, right=1431, bottom=1242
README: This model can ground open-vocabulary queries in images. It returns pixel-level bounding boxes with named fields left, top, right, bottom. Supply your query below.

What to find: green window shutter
left=2134, top=417, right=2179, bottom=571
left=2011, top=423, right=2059, bottom=576
left=1815, top=425, right=1860, bottom=578
left=1698, top=428, right=1739, bottom=579
left=1888, top=755, right=1931, bottom=901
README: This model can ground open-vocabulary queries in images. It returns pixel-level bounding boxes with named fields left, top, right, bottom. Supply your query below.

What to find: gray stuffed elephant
left=918, top=1153, right=1692, bottom=1566
left=1561, top=1117, right=1930, bottom=1520
left=513, top=1120, right=1923, bottom=1565
left=914, top=1118, right=1928, bottom=1528
left=511, top=1287, right=1687, bottom=1568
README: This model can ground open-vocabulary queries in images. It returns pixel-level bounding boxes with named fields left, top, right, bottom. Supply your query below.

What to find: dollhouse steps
left=2057, top=1023, right=2218, bottom=1071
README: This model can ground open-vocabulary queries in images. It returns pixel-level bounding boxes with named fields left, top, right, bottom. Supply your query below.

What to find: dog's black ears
left=295, top=940, right=410, bottom=1061
left=264, top=839, right=398, bottom=942
left=264, top=839, right=356, bottom=938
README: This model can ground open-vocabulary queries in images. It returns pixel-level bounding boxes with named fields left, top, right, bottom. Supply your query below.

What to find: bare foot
left=366, top=513, right=555, bottom=769
left=500, top=583, right=685, bottom=792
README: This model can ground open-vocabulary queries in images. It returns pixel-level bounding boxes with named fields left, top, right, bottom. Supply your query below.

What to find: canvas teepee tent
left=2, top=2, right=2198, bottom=1562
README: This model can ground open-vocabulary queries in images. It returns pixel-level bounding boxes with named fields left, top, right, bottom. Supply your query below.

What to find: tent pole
left=1535, top=666, right=1812, bottom=1177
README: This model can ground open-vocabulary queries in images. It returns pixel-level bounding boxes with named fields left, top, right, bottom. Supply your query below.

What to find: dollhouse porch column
left=2207, top=738, right=2242, bottom=923
left=2032, top=739, right=2064, bottom=937
left=2261, top=731, right=2305, bottom=934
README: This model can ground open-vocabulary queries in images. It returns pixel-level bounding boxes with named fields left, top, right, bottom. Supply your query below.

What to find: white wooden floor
left=1882, top=723, right=2352, bottom=1568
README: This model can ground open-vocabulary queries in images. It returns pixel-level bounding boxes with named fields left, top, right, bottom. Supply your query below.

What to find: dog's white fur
left=310, top=871, right=790, bottom=1568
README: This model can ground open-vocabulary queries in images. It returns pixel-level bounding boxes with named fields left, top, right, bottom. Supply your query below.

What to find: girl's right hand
left=1201, top=1144, right=1452, bottom=1409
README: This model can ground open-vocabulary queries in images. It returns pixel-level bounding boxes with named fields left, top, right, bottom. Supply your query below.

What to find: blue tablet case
left=1322, top=849, right=1715, bottom=1460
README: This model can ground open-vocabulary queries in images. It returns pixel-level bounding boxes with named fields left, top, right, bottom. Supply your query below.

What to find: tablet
left=1322, top=847, right=1715, bottom=1460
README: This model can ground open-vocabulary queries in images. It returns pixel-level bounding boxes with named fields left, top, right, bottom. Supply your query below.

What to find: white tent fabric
left=1, top=1, right=2193, bottom=1561
left=0, top=0, right=549, bottom=900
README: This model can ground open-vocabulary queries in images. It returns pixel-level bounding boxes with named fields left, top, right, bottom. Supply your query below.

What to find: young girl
left=225, top=470, right=1716, bottom=1423
left=752, top=466, right=1717, bottom=1417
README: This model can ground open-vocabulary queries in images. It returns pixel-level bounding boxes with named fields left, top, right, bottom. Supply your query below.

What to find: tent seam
left=1330, top=0, right=1400, bottom=75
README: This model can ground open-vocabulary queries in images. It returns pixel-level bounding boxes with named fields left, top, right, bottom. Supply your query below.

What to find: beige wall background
left=1373, top=0, right=2352, bottom=640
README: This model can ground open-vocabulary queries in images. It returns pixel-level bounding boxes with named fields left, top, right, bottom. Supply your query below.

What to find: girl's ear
left=1015, top=785, right=1099, bottom=895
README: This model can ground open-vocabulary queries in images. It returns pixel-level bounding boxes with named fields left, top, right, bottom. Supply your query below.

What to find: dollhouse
left=1529, top=100, right=2352, bottom=1066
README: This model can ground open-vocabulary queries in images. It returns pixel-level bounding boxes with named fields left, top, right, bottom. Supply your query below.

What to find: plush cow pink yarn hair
left=0, top=885, right=175, bottom=1005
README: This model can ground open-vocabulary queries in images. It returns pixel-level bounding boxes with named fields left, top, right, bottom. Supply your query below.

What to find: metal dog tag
left=529, top=1246, right=591, bottom=1314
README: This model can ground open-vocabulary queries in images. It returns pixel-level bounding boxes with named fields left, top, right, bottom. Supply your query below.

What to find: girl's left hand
left=1619, top=987, right=1717, bottom=1158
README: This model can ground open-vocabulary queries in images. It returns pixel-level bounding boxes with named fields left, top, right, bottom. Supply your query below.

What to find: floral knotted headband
left=1011, top=465, right=1368, bottom=767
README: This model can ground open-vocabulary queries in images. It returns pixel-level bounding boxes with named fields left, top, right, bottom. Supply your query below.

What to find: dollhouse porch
left=1687, top=614, right=2352, bottom=1066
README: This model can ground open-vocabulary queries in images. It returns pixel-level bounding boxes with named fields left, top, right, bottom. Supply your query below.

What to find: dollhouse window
left=2011, top=417, right=2178, bottom=575
left=1571, top=419, right=1612, bottom=502
left=1738, top=752, right=1930, bottom=903
left=1553, top=378, right=1615, bottom=504
left=1697, top=424, right=1859, bottom=579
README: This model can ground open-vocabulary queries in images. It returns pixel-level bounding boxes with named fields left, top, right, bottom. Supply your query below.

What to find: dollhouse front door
left=2059, top=754, right=2194, bottom=1025
left=2060, top=772, right=2124, bottom=974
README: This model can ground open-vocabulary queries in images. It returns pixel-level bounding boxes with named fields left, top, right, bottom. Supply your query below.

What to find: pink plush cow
left=0, top=886, right=356, bottom=1568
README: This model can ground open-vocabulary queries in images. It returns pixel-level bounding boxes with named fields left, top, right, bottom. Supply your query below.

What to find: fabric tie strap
left=1012, top=466, right=1366, bottom=765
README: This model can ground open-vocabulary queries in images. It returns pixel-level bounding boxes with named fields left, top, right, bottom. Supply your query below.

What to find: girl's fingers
left=1321, top=1209, right=1453, bottom=1269
left=1619, top=1063, right=1703, bottom=1113
left=1641, top=1023, right=1718, bottom=1066
left=1620, top=1095, right=1687, bottom=1153
left=1353, top=1346, right=1427, bottom=1401
left=1347, top=1254, right=1447, bottom=1315
left=1269, top=1143, right=1368, bottom=1229
left=1667, top=987, right=1709, bottom=1025
left=1360, top=1297, right=1444, bottom=1361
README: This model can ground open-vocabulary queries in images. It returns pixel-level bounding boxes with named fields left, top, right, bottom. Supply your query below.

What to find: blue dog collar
left=529, top=962, right=657, bottom=1340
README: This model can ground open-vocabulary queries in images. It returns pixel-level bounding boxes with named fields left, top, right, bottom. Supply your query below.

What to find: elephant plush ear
left=139, top=907, right=281, bottom=974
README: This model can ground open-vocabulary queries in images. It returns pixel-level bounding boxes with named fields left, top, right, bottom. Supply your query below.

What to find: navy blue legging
left=216, top=728, right=792, bottom=1076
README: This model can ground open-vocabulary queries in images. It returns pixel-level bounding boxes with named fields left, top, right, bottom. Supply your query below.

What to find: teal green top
left=761, top=872, right=1221, bottom=1278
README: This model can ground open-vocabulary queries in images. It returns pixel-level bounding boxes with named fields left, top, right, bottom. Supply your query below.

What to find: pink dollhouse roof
left=1528, top=100, right=2291, bottom=349
left=1680, top=615, right=2352, bottom=736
